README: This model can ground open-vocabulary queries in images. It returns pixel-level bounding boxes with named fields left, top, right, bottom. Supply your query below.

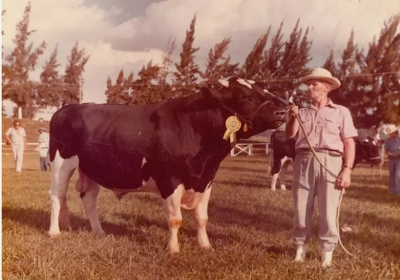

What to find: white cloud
left=2, top=0, right=399, bottom=117
left=108, top=0, right=399, bottom=63
left=2, top=0, right=162, bottom=116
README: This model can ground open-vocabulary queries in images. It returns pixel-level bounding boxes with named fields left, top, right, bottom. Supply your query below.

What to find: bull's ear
left=200, top=86, right=232, bottom=101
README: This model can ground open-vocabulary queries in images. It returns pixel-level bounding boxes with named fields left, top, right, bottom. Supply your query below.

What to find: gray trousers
left=291, top=151, right=342, bottom=252
left=388, top=159, right=400, bottom=194
left=12, top=144, right=24, bottom=172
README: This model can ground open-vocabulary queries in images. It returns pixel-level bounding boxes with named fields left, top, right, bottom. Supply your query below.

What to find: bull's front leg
left=164, top=184, right=184, bottom=253
left=193, top=184, right=212, bottom=249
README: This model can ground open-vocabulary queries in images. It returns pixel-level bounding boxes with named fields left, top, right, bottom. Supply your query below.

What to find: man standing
left=286, top=68, right=358, bottom=267
left=37, top=127, right=50, bottom=171
left=383, top=124, right=400, bottom=194
left=5, top=120, right=27, bottom=174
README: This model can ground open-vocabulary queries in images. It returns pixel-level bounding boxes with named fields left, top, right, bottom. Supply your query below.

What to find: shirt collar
left=326, top=99, right=337, bottom=108
left=310, top=98, right=337, bottom=110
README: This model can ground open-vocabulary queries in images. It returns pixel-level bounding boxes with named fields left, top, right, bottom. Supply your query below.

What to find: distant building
left=32, top=106, right=58, bottom=122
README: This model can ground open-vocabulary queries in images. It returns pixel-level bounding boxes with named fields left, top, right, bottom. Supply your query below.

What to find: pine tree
left=129, top=61, right=160, bottom=105
left=3, top=3, right=46, bottom=117
left=260, top=21, right=285, bottom=88
left=157, top=37, right=176, bottom=100
left=62, top=41, right=89, bottom=106
left=202, top=37, right=232, bottom=83
left=322, top=49, right=338, bottom=76
left=260, top=20, right=312, bottom=103
left=329, top=30, right=359, bottom=108
left=38, top=45, right=62, bottom=108
left=173, top=15, right=200, bottom=97
left=351, top=15, right=400, bottom=127
left=241, top=28, right=271, bottom=80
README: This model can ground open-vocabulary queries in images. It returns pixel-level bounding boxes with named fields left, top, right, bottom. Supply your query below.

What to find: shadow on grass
left=208, top=202, right=293, bottom=233
left=2, top=205, right=158, bottom=245
left=214, top=178, right=293, bottom=191
left=339, top=210, right=400, bottom=258
left=345, top=183, right=399, bottom=205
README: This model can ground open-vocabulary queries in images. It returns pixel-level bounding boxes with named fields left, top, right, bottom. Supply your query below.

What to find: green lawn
left=2, top=153, right=400, bottom=280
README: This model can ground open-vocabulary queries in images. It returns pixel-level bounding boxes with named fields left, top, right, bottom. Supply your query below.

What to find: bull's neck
left=179, top=94, right=251, bottom=142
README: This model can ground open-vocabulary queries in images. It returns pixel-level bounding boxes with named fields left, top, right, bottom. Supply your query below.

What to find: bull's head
left=201, top=77, right=286, bottom=134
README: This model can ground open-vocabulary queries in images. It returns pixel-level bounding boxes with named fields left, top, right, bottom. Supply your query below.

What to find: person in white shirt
left=5, top=120, right=27, bottom=174
left=37, top=127, right=50, bottom=171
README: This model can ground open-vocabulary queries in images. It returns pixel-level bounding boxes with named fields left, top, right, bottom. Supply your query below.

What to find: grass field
left=2, top=152, right=400, bottom=280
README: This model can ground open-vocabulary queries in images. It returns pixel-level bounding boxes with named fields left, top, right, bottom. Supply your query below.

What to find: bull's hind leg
left=48, top=151, right=78, bottom=237
left=193, top=184, right=212, bottom=249
left=77, top=170, right=104, bottom=234
left=279, top=160, right=291, bottom=190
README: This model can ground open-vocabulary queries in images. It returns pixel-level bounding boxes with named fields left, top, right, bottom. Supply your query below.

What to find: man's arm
left=5, top=129, right=12, bottom=144
left=286, top=105, right=299, bottom=138
left=342, top=137, right=355, bottom=169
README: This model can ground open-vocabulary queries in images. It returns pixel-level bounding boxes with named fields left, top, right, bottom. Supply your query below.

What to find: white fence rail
left=230, top=142, right=269, bottom=156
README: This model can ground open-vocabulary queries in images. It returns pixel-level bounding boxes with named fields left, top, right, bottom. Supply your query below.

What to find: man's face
left=306, top=79, right=331, bottom=101
left=389, top=131, right=399, bottom=139
left=14, top=122, right=21, bottom=129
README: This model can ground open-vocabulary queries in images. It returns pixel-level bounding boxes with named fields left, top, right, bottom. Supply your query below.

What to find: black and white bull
left=268, top=130, right=383, bottom=191
left=48, top=77, right=286, bottom=252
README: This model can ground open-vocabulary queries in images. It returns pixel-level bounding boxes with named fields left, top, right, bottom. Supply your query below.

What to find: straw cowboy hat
left=384, top=124, right=399, bottom=135
left=300, top=68, right=341, bottom=90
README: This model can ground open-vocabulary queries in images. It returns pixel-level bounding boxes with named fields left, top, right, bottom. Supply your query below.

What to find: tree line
left=2, top=3, right=89, bottom=118
left=105, top=14, right=400, bottom=128
left=2, top=3, right=399, bottom=128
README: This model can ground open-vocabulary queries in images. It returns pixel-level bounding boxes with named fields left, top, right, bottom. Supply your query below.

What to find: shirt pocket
left=298, top=115, right=312, bottom=135
left=323, top=116, right=340, bottom=135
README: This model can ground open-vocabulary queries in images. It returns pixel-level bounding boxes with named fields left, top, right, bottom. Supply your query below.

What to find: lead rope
left=295, top=114, right=355, bottom=257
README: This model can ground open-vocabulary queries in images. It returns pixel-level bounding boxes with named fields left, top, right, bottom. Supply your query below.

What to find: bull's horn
left=237, top=78, right=252, bottom=89
left=218, top=79, right=229, bottom=87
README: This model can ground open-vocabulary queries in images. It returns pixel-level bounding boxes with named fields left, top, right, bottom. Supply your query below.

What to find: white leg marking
left=193, top=184, right=212, bottom=249
left=271, top=173, right=279, bottom=191
left=79, top=170, right=105, bottom=234
left=48, top=151, right=78, bottom=237
left=280, top=157, right=290, bottom=190
left=164, top=184, right=184, bottom=253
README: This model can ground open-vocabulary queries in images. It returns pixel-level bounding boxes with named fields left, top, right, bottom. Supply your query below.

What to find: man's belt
left=296, top=148, right=342, bottom=157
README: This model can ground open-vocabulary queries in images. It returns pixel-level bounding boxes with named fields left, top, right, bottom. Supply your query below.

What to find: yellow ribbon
left=223, top=116, right=242, bottom=143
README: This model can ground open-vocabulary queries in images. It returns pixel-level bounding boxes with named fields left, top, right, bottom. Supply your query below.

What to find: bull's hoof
left=48, top=230, right=61, bottom=238
left=200, top=244, right=213, bottom=250
left=271, top=187, right=276, bottom=191
left=93, top=230, right=106, bottom=235
left=167, top=244, right=180, bottom=253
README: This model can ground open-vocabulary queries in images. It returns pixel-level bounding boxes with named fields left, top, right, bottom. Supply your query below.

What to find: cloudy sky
left=2, top=0, right=399, bottom=114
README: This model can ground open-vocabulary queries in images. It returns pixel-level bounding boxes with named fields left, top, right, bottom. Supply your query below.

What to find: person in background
left=383, top=124, right=400, bottom=195
left=286, top=68, right=357, bottom=267
left=5, top=120, right=27, bottom=174
left=37, top=127, right=50, bottom=171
